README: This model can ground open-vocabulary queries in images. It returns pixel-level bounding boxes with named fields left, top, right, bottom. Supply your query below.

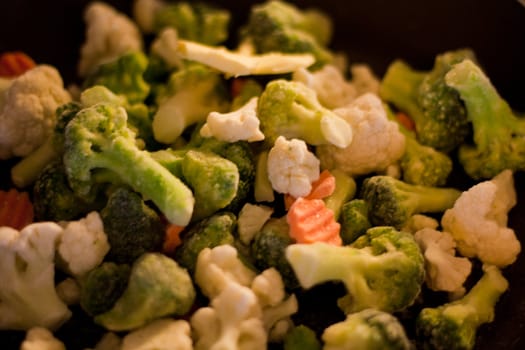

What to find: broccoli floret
left=360, top=175, right=461, bottom=229
left=173, top=212, right=237, bottom=274
left=94, top=252, right=196, bottom=331
left=32, top=161, right=104, bottom=222
left=83, top=51, right=151, bottom=104
left=415, top=264, right=509, bottom=350
left=79, top=262, right=131, bottom=317
left=152, top=2, right=231, bottom=45
left=444, top=58, right=525, bottom=180
left=284, top=324, right=321, bottom=350
left=379, top=49, right=475, bottom=152
left=250, top=217, right=299, bottom=290
left=63, top=102, right=195, bottom=226
left=152, top=63, right=230, bottom=144
left=241, top=0, right=333, bottom=67
left=257, top=79, right=353, bottom=148
left=286, top=226, right=425, bottom=314
left=338, top=199, right=371, bottom=245
left=322, top=308, right=413, bottom=350
left=11, top=101, right=82, bottom=188
left=323, top=168, right=357, bottom=220
left=100, top=187, right=166, bottom=264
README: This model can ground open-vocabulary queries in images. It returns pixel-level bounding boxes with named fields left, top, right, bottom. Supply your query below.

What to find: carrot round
left=163, top=223, right=185, bottom=255
left=284, top=169, right=336, bottom=210
left=395, top=112, right=416, bottom=132
left=0, top=189, right=34, bottom=230
left=0, top=51, right=36, bottom=78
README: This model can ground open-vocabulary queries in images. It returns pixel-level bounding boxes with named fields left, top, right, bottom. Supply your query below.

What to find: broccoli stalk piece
left=63, top=102, right=194, bottom=226
left=284, top=324, right=321, bottom=350
left=322, top=308, right=413, bottom=350
left=445, top=59, right=525, bottom=180
left=379, top=49, right=475, bottom=152
left=286, top=226, right=425, bottom=314
left=257, top=79, right=353, bottom=148
left=360, top=175, right=461, bottom=229
left=415, top=264, right=509, bottom=350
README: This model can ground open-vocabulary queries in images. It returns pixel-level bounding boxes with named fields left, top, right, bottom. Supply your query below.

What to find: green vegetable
left=322, top=308, right=413, bottom=350
left=63, top=102, right=194, bottom=226
left=360, top=175, right=461, bottom=229
left=94, top=252, right=196, bottom=331
left=286, top=226, right=425, bottom=314
left=241, top=0, right=333, bottom=67
left=379, top=49, right=475, bottom=152
left=83, top=51, right=151, bottom=104
left=231, top=78, right=263, bottom=111
left=445, top=58, right=525, bottom=180
left=100, top=187, right=166, bottom=264
left=284, top=324, right=321, bottom=350
left=257, top=79, right=352, bottom=148
left=323, top=168, right=357, bottom=220
left=250, top=217, right=299, bottom=290
left=174, top=212, right=237, bottom=274
left=79, top=262, right=131, bottom=317
left=338, top=199, right=371, bottom=245
left=416, top=265, right=508, bottom=350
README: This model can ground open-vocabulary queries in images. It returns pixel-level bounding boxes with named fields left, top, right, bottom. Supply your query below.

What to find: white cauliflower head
left=0, top=223, right=71, bottom=330
left=200, top=97, right=265, bottom=142
left=267, top=136, right=320, bottom=198
left=78, top=2, right=143, bottom=77
left=0, top=65, right=71, bottom=159
left=316, top=93, right=406, bottom=176
left=132, top=0, right=166, bottom=34
left=20, top=327, right=66, bottom=350
left=414, top=228, right=472, bottom=294
left=121, top=318, right=193, bottom=350
left=57, top=211, right=110, bottom=277
left=441, top=169, right=520, bottom=267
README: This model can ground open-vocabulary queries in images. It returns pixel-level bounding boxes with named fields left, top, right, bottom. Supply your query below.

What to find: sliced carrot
left=230, top=77, right=248, bottom=98
left=396, top=112, right=416, bottom=132
left=284, top=170, right=336, bottom=210
left=0, top=51, right=36, bottom=78
left=163, top=223, right=185, bottom=255
left=0, top=189, right=34, bottom=230
left=287, top=197, right=342, bottom=246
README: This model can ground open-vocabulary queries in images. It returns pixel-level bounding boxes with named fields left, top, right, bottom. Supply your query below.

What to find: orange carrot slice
left=163, top=223, right=185, bottom=254
left=0, top=189, right=34, bottom=230
left=0, top=51, right=36, bottom=78
left=396, top=112, right=416, bottom=132
left=230, top=77, right=247, bottom=98
left=287, top=197, right=342, bottom=246
left=284, top=170, right=336, bottom=210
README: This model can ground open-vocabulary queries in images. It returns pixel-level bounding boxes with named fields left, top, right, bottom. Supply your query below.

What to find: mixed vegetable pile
left=0, top=0, right=523, bottom=349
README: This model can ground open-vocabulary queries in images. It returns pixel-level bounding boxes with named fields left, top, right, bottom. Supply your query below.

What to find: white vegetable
left=316, top=93, right=406, bottom=176
left=441, top=169, right=521, bottom=267
left=0, top=65, right=71, bottom=159
left=150, top=27, right=184, bottom=70
left=121, top=318, right=193, bottom=350
left=401, top=214, right=439, bottom=234
left=237, top=203, right=274, bottom=245
left=267, top=136, right=320, bottom=198
left=55, top=278, right=81, bottom=306
left=132, top=0, right=165, bottom=34
left=200, top=97, right=264, bottom=142
left=20, top=327, right=65, bottom=350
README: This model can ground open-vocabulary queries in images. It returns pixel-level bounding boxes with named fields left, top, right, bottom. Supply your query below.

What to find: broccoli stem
left=11, top=137, right=58, bottom=188
left=397, top=180, right=461, bottom=214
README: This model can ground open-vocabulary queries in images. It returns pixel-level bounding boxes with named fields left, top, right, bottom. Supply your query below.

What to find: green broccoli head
left=100, top=187, right=166, bottom=264
left=286, top=226, right=425, bottom=314
left=153, top=2, right=231, bottom=45
left=79, top=261, right=131, bottom=317
left=257, top=79, right=352, bottom=148
left=83, top=51, right=151, bottom=104
left=360, top=175, right=461, bottom=229
left=380, top=49, right=474, bottom=152
left=174, top=212, right=237, bottom=275
left=63, top=102, right=194, bottom=226
left=322, top=308, right=413, bottom=350
left=445, top=58, right=525, bottom=180
left=415, top=265, right=509, bottom=350
left=242, top=0, right=333, bottom=67
left=152, top=63, right=230, bottom=144
left=284, top=324, right=322, bottom=350
left=338, top=199, right=371, bottom=245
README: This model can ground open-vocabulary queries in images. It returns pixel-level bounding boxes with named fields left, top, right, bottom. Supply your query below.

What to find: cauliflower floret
left=121, top=318, right=193, bottom=350
left=20, top=327, right=65, bottom=350
left=0, top=65, right=71, bottom=159
left=57, top=211, right=110, bottom=277
left=441, top=169, right=521, bottom=267
left=132, top=0, right=166, bottom=34
left=55, top=278, right=81, bottom=306
left=0, top=223, right=71, bottom=330
left=150, top=28, right=185, bottom=70
left=349, top=64, right=381, bottom=96
left=402, top=214, right=439, bottom=234
left=414, top=228, right=472, bottom=294
left=78, top=2, right=143, bottom=77
left=316, top=93, right=406, bottom=176
left=237, top=203, right=274, bottom=245
left=267, top=136, right=320, bottom=198
left=200, top=97, right=265, bottom=142
left=190, top=280, right=267, bottom=350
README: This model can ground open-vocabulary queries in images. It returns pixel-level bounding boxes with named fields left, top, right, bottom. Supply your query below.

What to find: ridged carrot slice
left=0, top=51, right=36, bottom=78
left=0, top=189, right=34, bottom=230
left=284, top=169, right=336, bottom=210
left=287, top=197, right=342, bottom=246
left=163, top=223, right=185, bottom=255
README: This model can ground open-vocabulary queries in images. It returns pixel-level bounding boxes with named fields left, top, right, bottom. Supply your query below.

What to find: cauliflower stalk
left=316, top=93, right=406, bottom=176
left=20, top=327, right=66, bottom=350
left=0, top=65, right=71, bottom=159
left=267, top=136, right=320, bottom=198
left=441, top=169, right=521, bottom=267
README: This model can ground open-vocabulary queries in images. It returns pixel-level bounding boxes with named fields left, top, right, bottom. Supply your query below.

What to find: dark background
left=0, top=1, right=524, bottom=349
